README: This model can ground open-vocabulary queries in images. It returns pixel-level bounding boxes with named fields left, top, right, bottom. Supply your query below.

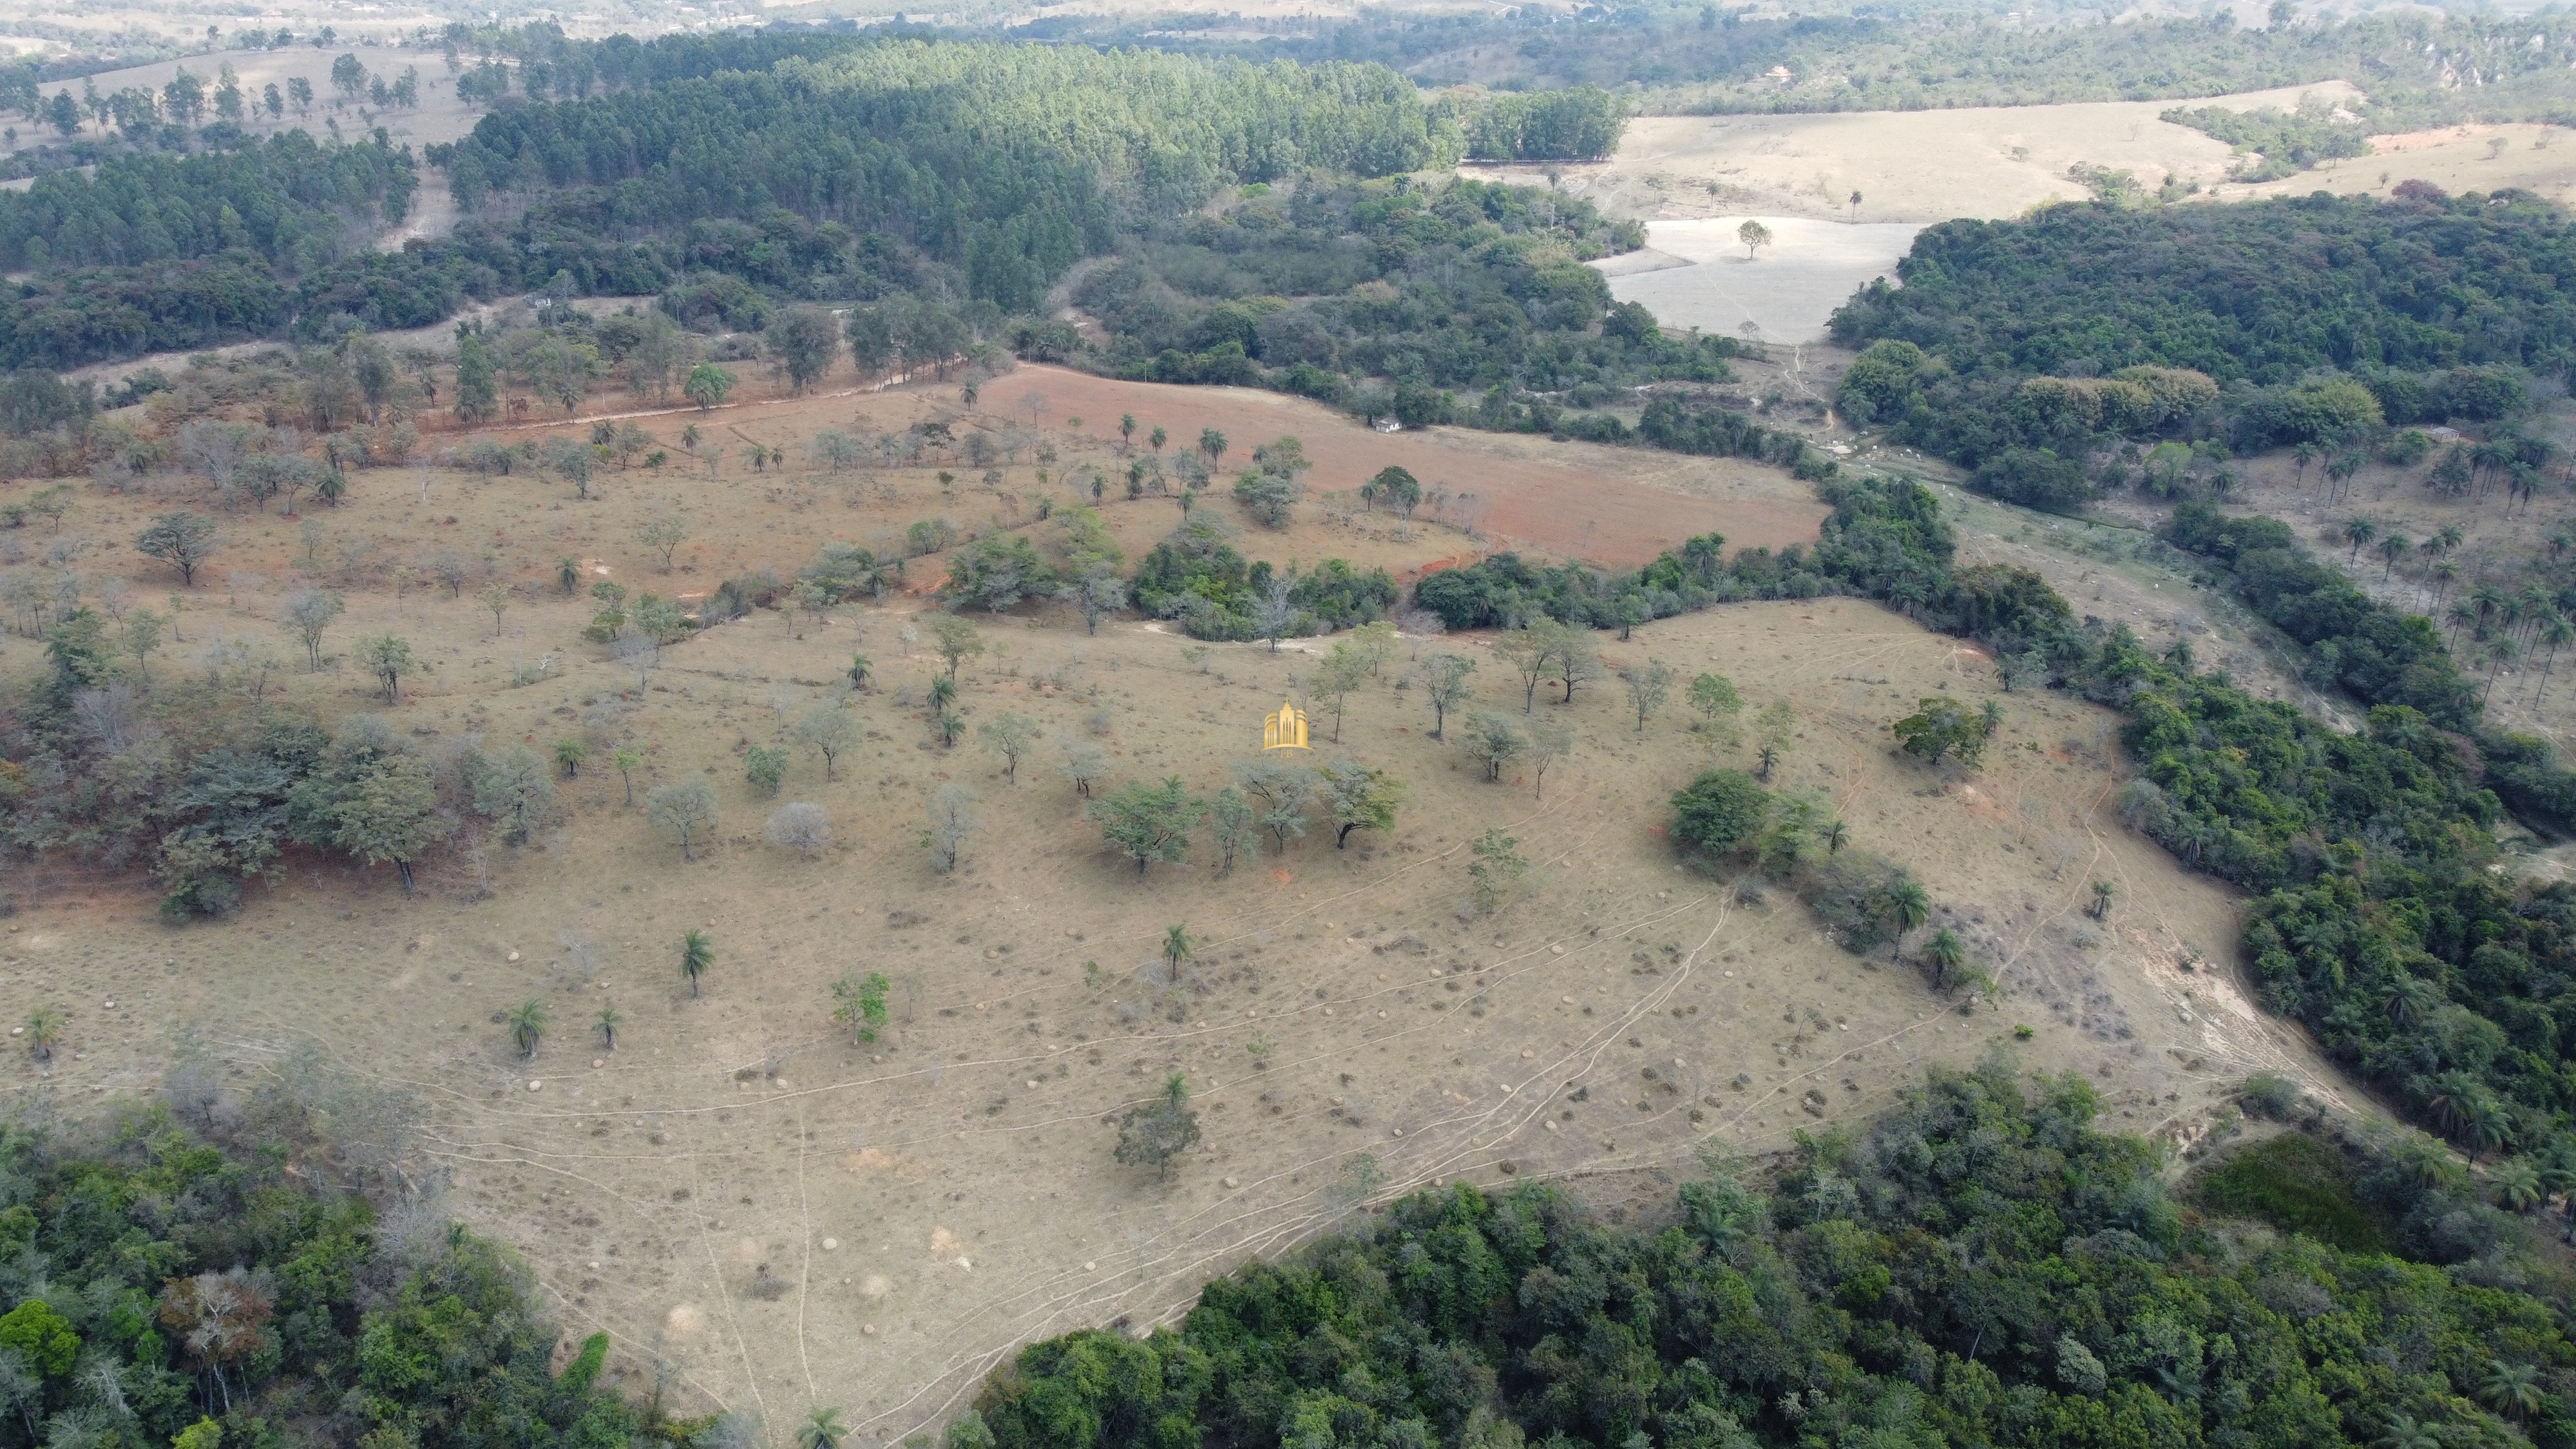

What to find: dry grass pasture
left=0, top=363, right=2339, bottom=1443
left=1470, top=81, right=2364, bottom=224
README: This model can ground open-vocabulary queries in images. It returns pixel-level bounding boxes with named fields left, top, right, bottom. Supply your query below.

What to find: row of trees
left=1087, top=757, right=1402, bottom=875
left=1766, top=471, right=2576, bottom=1211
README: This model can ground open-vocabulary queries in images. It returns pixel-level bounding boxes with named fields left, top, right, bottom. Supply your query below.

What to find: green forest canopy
left=1826, top=189, right=2576, bottom=467
left=0, top=1088, right=686, bottom=1449
left=969, top=1059, right=2576, bottom=1449
left=1023, top=4, right=2576, bottom=125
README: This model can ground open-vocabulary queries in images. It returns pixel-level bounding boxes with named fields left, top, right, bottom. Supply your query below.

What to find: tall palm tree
left=2376, top=1412, right=2443, bottom=1449
left=2515, top=585, right=2553, bottom=648
left=2490, top=1160, right=2544, bottom=1213
left=680, top=929, right=714, bottom=998
left=1924, top=927, right=1967, bottom=989
left=2293, top=440, right=2317, bottom=488
left=2423, top=1072, right=2481, bottom=1144
left=2428, top=558, right=2458, bottom=609
left=1163, top=923, right=1194, bottom=977
left=2377, top=532, right=2409, bottom=580
left=2445, top=600, right=2479, bottom=649
left=2468, top=1095, right=2515, bottom=1162
left=1886, top=880, right=1931, bottom=962
left=2343, top=516, right=2378, bottom=563
left=1822, top=820, right=1848, bottom=855
left=508, top=999, right=548, bottom=1059
left=804, top=1408, right=849, bottom=1449
left=2383, top=976, right=2435, bottom=1028
left=2089, top=880, right=2115, bottom=920
left=2484, top=637, right=2520, bottom=705
left=2482, top=1360, right=2544, bottom=1421
left=2532, top=614, right=2573, bottom=706
left=2471, top=581, right=2509, bottom=634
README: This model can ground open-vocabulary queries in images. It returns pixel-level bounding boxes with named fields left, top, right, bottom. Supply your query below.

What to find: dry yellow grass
left=0, top=371, right=2327, bottom=1437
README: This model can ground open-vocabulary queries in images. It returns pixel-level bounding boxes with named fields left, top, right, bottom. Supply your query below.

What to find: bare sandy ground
left=1594, top=217, right=1924, bottom=343
left=997, top=365, right=1831, bottom=567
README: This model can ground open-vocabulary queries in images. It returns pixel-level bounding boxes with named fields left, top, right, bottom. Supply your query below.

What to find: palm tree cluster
left=2440, top=573, right=2576, bottom=708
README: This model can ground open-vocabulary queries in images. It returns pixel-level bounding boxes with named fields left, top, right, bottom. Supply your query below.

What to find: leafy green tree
left=683, top=363, right=736, bottom=410
left=639, top=515, right=690, bottom=571
left=1090, top=777, right=1205, bottom=874
left=1620, top=659, right=1674, bottom=732
left=745, top=745, right=788, bottom=795
left=1462, top=710, right=1525, bottom=782
left=767, top=306, right=840, bottom=393
left=1467, top=829, right=1529, bottom=913
left=833, top=972, right=891, bottom=1043
left=1360, top=465, right=1422, bottom=516
left=1417, top=652, right=1476, bottom=739
left=1233, top=758, right=1321, bottom=849
left=358, top=634, right=412, bottom=704
left=930, top=616, right=984, bottom=678
left=1892, top=695, right=1991, bottom=767
left=1320, top=759, right=1402, bottom=849
left=1114, top=1074, right=1201, bottom=1181
left=455, top=334, right=500, bottom=422
left=464, top=745, right=557, bottom=845
left=280, top=587, right=342, bottom=674
left=135, top=511, right=218, bottom=585
left=1672, top=769, right=1767, bottom=854
left=1686, top=671, right=1742, bottom=737
left=1163, top=923, right=1192, bottom=975
left=0, top=1297, right=78, bottom=1372
left=1208, top=785, right=1257, bottom=873
left=1313, top=643, right=1369, bottom=743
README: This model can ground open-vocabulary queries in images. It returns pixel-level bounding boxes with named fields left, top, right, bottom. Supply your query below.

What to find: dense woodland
left=1027, top=3, right=2576, bottom=126
left=0, top=1081, right=686, bottom=1449
left=1069, top=176, right=1739, bottom=429
left=1829, top=187, right=2576, bottom=500
left=969, top=1060, right=2576, bottom=1449
left=0, top=36, right=1536, bottom=370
